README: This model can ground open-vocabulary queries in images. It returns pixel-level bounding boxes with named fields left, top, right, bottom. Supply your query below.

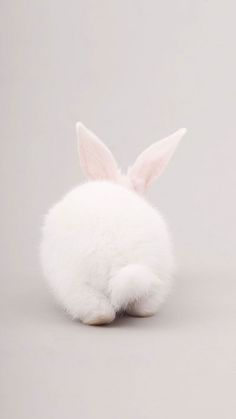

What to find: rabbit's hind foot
left=66, top=286, right=116, bottom=325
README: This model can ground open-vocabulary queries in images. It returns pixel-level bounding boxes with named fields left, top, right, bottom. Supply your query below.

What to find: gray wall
left=1, top=2, right=236, bottom=419
left=1, top=1, right=235, bottom=278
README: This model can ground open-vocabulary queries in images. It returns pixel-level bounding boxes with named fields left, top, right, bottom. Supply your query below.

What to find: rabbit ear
left=128, top=128, right=187, bottom=193
left=76, top=122, right=120, bottom=181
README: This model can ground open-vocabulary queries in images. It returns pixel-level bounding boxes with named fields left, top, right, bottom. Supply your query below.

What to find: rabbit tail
left=109, top=264, right=158, bottom=312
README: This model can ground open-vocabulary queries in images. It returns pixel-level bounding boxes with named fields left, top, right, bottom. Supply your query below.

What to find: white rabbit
left=40, top=123, right=186, bottom=325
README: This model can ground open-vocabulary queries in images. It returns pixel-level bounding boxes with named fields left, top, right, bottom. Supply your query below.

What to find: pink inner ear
left=77, top=122, right=120, bottom=181
left=128, top=128, right=186, bottom=193
left=128, top=148, right=173, bottom=193
left=129, top=157, right=165, bottom=193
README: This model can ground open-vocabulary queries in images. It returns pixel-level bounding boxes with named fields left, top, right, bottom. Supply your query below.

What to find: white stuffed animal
left=40, top=123, right=186, bottom=325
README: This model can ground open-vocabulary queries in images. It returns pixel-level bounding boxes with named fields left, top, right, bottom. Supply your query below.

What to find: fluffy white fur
left=40, top=123, right=186, bottom=325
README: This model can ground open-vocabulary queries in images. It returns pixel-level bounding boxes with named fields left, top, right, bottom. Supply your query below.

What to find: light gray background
left=1, top=1, right=236, bottom=418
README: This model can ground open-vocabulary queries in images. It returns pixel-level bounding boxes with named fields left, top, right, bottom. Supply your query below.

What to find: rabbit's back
left=40, top=181, right=173, bottom=300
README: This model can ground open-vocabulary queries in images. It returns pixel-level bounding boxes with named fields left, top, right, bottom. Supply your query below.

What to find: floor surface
left=1, top=270, right=236, bottom=419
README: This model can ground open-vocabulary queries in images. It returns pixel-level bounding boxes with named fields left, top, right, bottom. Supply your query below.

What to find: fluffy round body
left=40, top=181, right=174, bottom=324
